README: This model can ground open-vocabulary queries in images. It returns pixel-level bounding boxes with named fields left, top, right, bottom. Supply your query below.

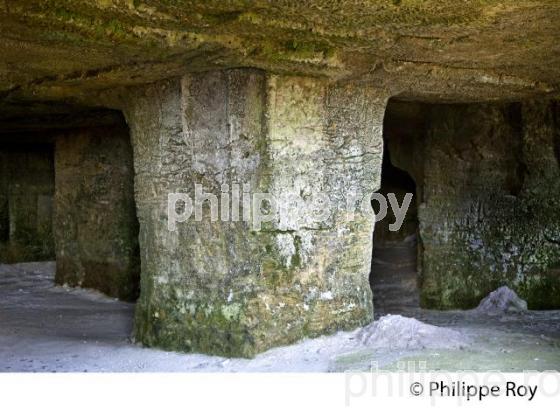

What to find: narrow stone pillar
left=54, top=125, right=140, bottom=301
left=124, top=70, right=387, bottom=357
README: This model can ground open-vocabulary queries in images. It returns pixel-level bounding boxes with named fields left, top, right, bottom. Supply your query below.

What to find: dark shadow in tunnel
left=370, top=106, right=420, bottom=318
left=0, top=142, right=55, bottom=263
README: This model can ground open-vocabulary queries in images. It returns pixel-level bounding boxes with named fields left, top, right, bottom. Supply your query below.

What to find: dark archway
left=370, top=143, right=419, bottom=317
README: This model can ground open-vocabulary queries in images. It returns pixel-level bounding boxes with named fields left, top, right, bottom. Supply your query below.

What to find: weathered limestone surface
left=2, top=0, right=560, bottom=110
left=124, top=69, right=386, bottom=357
left=414, top=101, right=560, bottom=309
left=54, top=125, right=140, bottom=301
left=0, top=144, right=55, bottom=262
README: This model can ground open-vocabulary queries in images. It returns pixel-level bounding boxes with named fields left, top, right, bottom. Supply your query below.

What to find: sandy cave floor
left=1, top=245, right=560, bottom=372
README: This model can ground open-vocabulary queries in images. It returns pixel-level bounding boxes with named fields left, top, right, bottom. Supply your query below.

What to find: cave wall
left=417, top=100, right=560, bottom=309
left=124, top=69, right=386, bottom=357
left=0, top=144, right=55, bottom=262
left=53, top=125, right=140, bottom=301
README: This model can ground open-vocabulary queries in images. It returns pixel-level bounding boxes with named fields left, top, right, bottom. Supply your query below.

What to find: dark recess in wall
left=553, top=101, right=560, bottom=168
left=0, top=142, right=55, bottom=263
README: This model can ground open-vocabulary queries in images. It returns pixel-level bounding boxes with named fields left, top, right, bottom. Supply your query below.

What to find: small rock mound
left=475, top=286, right=527, bottom=314
left=357, top=314, right=468, bottom=350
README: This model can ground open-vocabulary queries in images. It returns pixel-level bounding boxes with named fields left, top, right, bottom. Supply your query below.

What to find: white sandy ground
left=1, top=261, right=560, bottom=372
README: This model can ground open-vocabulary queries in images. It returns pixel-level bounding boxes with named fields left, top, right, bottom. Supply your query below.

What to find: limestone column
left=124, top=69, right=387, bottom=357
left=54, top=125, right=140, bottom=301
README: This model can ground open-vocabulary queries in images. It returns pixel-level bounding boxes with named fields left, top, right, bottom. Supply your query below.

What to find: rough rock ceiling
left=0, top=0, right=559, bottom=121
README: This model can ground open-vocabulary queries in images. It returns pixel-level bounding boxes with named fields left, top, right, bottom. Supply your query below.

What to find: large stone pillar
left=124, top=69, right=387, bottom=357
left=54, top=125, right=140, bottom=301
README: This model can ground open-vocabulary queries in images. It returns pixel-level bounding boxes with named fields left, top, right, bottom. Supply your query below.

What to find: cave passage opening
left=370, top=98, right=560, bottom=315
left=369, top=100, right=421, bottom=317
